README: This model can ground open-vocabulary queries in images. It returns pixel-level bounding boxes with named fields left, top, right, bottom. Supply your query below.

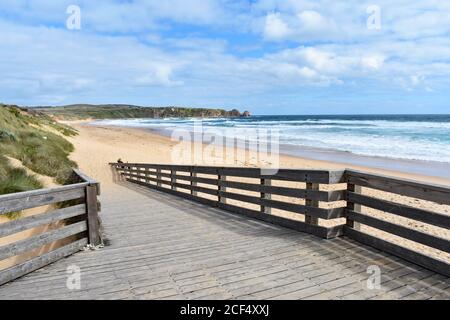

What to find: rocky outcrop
left=225, top=109, right=241, bottom=117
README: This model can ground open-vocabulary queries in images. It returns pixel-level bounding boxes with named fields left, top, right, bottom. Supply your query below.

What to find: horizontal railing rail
left=111, top=163, right=348, bottom=240
left=0, top=169, right=101, bottom=286
left=111, top=162, right=450, bottom=277
left=344, top=169, right=450, bottom=277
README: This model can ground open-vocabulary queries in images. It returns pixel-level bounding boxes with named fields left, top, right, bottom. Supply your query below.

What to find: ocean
left=95, top=114, right=450, bottom=178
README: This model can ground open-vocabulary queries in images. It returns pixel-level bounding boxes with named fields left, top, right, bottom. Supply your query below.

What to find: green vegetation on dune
left=0, top=155, right=43, bottom=194
left=0, top=104, right=78, bottom=190
left=35, top=104, right=243, bottom=120
left=0, top=155, right=44, bottom=219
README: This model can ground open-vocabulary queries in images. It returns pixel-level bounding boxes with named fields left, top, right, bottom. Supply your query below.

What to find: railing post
left=260, top=178, right=272, bottom=214
left=86, top=184, right=101, bottom=246
left=145, top=167, right=149, bottom=184
left=191, top=171, right=198, bottom=196
left=218, top=174, right=227, bottom=204
left=157, top=168, right=162, bottom=187
left=305, top=182, right=319, bottom=225
left=118, top=164, right=124, bottom=181
left=171, top=170, right=177, bottom=191
left=346, top=183, right=362, bottom=231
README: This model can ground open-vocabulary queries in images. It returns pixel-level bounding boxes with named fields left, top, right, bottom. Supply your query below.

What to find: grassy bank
left=0, top=104, right=78, bottom=191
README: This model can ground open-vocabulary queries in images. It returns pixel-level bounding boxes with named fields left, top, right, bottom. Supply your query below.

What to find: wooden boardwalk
left=0, top=179, right=449, bottom=300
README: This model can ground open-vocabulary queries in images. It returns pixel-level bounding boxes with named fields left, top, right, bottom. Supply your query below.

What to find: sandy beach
left=67, top=121, right=450, bottom=187
left=63, top=122, right=450, bottom=263
left=1, top=120, right=449, bottom=272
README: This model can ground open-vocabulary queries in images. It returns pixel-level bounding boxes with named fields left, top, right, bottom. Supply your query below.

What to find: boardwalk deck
left=0, top=179, right=449, bottom=300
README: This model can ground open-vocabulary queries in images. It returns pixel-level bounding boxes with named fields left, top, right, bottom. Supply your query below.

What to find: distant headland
left=30, top=104, right=251, bottom=120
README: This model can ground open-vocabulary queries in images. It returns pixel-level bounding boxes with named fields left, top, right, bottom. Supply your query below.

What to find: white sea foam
left=93, top=116, right=450, bottom=163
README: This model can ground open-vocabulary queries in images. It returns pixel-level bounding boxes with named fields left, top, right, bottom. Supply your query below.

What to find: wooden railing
left=111, top=163, right=450, bottom=277
left=0, top=169, right=101, bottom=285
left=112, top=163, right=347, bottom=239
left=344, top=169, right=450, bottom=277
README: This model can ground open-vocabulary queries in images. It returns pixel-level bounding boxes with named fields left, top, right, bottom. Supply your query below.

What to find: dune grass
left=0, top=155, right=43, bottom=193
left=0, top=155, right=44, bottom=219
left=0, top=104, right=78, bottom=186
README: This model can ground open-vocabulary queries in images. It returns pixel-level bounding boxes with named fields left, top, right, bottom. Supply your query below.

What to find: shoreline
left=67, top=121, right=450, bottom=186
left=65, top=120, right=450, bottom=262
left=139, top=126, right=450, bottom=180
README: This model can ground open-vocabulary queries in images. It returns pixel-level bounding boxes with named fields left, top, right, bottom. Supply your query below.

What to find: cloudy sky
left=1, top=0, right=450, bottom=114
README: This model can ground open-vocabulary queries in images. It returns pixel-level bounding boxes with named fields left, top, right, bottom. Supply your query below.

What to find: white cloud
left=361, top=56, right=385, bottom=70
left=263, top=12, right=291, bottom=40
left=136, top=65, right=183, bottom=87
left=0, top=0, right=450, bottom=108
left=297, top=10, right=331, bottom=32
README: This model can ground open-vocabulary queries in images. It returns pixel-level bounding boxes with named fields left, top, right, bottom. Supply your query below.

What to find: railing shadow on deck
left=110, top=162, right=450, bottom=278
left=0, top=169, right=101, bottom=286
left=112, top=180, right=439, bottom=291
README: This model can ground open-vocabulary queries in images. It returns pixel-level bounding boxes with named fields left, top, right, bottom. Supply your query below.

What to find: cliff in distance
left=33, top=104, right=245, bottom=120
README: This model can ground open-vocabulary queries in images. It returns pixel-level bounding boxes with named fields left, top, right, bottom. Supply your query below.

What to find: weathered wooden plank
left=118, top=164, right=333, bottom=182
left=0, top=204, right=86, bottom=238
left=268, top=169, right=331, bottom=184
left=218, top=179, right=344, bottom=202
left=218, top=175, right=227, bottom=204
left=325, top=225, right=345, bottom=239
left=115, top=163, right=348, bottom=184
left=0, top=186, right=86, bottom=215
left=125, top=173, right=171, bottom=186
left=86, top=185, right=101, bottom=246
left=346, top=210, right=450, bottom=253
left=170, top=170, right=177, bottom=191
left=260, top=178, right=271, bottom=214
left=328, top=170, right=346, bottom=184
left=126, top=164, right=214, bottom=175
left=4, top=168, right=449, bottom=298
left=190, top=172, right=198, bottom=196
left=0, top=221, right=87, bottom=261
left=163, top=173, right=218, bottom=186
left=125, top=174, right=218, bottom=196
left=72, top=169, right=100, bottom=193
left=347, top=192, right=450, bottom=229
left=305, top=183, right=319, bottom=226
left=261, top=197, right=345, bottom=220
left=126, top=179, right=217, bottom=208
left=346, top=170, right=450, bottom=205
left=218, top=190, right=260, bottom=206
left=187, top=185, right=218, bottom=196
left=344, top=226, right=450, bottom=277
left=128, top=175, right=345, bottom=220
left=346, top=184, right=362, bottom=230
left=125, top=177, right=342, bottom=239
left=217, top=202, right=331, bottom=239
left=156, top=168, right=162, bottom=187
left=0, top=183, right=87, bottom=204
left=218, top=168, right=331, bottom=183
left=0, top=238, right=88, bottom=286
left=120, top=164, right=338, bottom=182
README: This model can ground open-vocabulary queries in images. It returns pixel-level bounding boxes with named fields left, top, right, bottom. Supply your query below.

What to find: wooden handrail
left=0, top=169, right=101, bottom=286
left=111, top=163, right=348, bottom=239
left=344, top=169, right=450, bottom=277
left=111, top=162, right=450, bottom=277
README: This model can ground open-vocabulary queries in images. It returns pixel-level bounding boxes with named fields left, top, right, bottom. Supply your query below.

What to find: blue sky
left=1, top=0, right=450, bottom=114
